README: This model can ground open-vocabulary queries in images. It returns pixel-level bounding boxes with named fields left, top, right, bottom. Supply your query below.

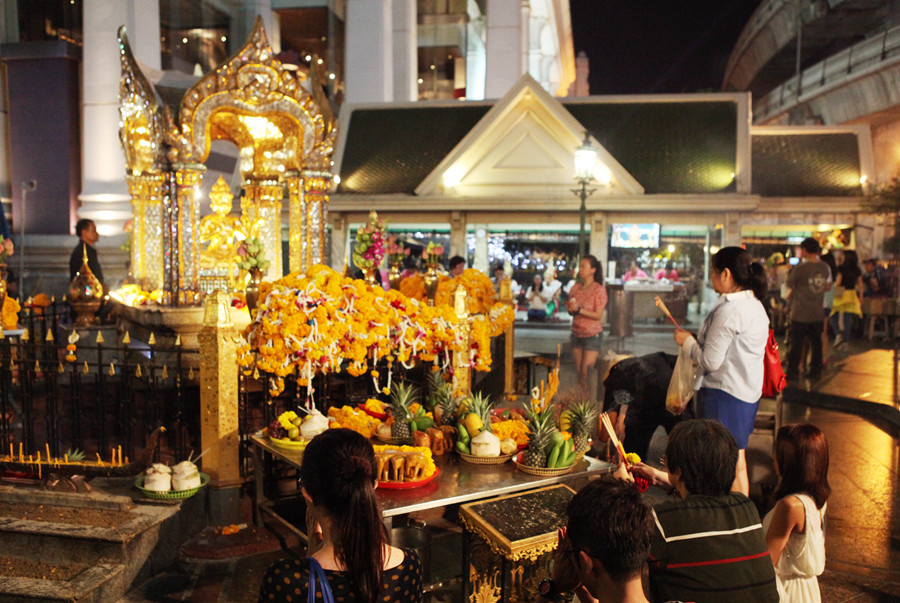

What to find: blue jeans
left=830, top=312, right=858, bottom=343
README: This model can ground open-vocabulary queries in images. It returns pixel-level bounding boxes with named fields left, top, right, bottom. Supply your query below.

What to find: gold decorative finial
left=135, top=364, right=142, bottom=378
left=122, top=331, right=131, bottom=344
left=96, top=331, right=104, bottom=344
left=174, top=334, right=182, bottom=347
left=82, top=361, right=89, bottom=374
left=21, top=328, right=29, bottom=342
left=148, top=333, right=156, bottom=345
left=45, top=329, right=53, bottom=342
left=108, top=362, right=116, bottom=376
left=162, top=365, right=168, bottom=379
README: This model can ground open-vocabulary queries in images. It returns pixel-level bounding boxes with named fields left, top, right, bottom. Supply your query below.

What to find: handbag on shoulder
left=762, top=328, right=786, bottom=398
left=308, top=558, right=337, bottom=603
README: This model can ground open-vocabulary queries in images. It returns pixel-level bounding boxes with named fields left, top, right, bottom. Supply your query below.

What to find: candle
left=124, top=456, right=129, bottom=464
left=96, top=453, right=103, bottom=466
left=8, top=443, right=12, bottom=460
left=64, top=454, right=68, bottom=463
left=118, top=446, right=122, bottom=466
left=46, top=443, right=51, bottom=463
left=19, top=442, right=23, bottom=463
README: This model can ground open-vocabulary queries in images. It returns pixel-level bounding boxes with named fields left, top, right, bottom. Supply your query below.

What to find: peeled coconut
left=172, top=460, right=201, bottom=491
left=470, top=430, right=501, bottom=457
left=300, top=409, right=329, bottom=439
left=144, top=463, right=172, bottom=492
left=499, top=437, right=518, bottom=455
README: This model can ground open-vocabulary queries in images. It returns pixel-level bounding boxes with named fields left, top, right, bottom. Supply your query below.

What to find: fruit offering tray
left=377, top=467, right=440, bottom=490
left=375, top=433, right=414, bottom=446
left=458, top=452, right=515, bottom=465
left=513, top=462, right=575, bottom=477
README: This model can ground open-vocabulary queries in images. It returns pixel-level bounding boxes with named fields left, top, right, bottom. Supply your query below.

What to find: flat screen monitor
left=610, top=223, right=660, bottom=249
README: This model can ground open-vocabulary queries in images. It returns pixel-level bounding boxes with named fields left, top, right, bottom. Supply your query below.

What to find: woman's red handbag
left=762, top=328, right=786, bottom=398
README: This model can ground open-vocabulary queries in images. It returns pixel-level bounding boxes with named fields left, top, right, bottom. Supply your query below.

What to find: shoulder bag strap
left=308, top=558, right=337, bottom=603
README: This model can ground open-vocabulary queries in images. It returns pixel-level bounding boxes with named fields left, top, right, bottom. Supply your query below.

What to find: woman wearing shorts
left=566, top=255, right=607, bottom=395
left=674, top=246, right=768, bottom=496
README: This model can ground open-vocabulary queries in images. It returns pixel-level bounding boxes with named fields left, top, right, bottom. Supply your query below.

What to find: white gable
left=416, top=75, right=643, bottom=198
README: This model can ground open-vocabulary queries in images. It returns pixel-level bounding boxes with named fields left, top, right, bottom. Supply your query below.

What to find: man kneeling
left=537, top=477, right=652, bottom=603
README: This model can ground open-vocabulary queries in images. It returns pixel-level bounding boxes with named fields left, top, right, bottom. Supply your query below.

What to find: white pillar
left=80, top=0, right=160, bottom=236
left=472, top=224, right=490, bottom=274
left=590, top=213, right=608, bottom=269
left=450, top=211, right=467, bottom=261
left=330, top=213, right=348, bottom=271
left=345, top=0, right=392, bottom=103
left=466, top=35, right=486, bottom=100
left=485, top=0, right=528, bottom=99
left=392, top=0, right=416, bottom=102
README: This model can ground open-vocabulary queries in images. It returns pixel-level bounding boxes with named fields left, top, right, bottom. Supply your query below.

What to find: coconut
left=171, top=460, right=201, bottom=491
left=470, top=430, right=502, bottom=457
left=144, top=463, right=172, bottom=492
left=300, top=408, right=330, bottom=439
left=499, top=437, right=518, bottom=455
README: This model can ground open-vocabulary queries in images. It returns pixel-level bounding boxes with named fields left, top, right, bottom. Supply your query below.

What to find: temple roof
left=335, top=95, right=867, bottom=199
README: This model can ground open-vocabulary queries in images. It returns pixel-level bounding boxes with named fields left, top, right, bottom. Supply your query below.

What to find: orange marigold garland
left=239, top=266, right=514, bottom=400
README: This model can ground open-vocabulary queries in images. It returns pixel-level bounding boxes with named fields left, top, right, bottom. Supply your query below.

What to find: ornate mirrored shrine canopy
left=118, top=17, right=337, bottom=305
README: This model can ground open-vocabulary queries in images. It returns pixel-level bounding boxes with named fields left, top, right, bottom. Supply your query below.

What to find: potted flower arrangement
left=352, top=210, right=386, bottom=285
left=236, top=236, right=270, bottom=314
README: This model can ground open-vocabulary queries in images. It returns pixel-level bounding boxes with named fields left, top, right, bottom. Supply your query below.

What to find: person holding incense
left=537, top=477, right=652, bottom=603
left=566, top=254, right=607, bottom=396
left=625, top=419, right=779, bottom=603
left=672, top=246, right=768, bottom=496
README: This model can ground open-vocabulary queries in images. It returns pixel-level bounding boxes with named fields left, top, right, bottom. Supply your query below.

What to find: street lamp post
left=572, top=132, right=597, bottom=260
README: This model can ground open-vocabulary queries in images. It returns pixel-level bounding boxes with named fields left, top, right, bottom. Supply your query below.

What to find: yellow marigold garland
left=240, top=266, right=513, bottom=392
left=2, top=295, right=19, bottom=330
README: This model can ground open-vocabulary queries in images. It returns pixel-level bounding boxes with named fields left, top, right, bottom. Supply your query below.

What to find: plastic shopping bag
left=666, top=345, right=696, bottom=415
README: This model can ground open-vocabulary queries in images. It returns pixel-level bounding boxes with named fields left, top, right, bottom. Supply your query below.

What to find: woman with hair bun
left=673, top=246, right=769, bottom=496
left=763, top=424, right=830, bottom=602
left=259, top=429, right=422, bottom=603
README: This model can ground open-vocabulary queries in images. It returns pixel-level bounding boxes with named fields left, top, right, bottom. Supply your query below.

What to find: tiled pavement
left=120, top=316, right=900, bottom=602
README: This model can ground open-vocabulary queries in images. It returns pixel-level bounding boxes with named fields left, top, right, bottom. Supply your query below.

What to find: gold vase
left=362, top=267, right=378, bottom=286
left=69, top=245, right=104, bottom=327
left=388, top=262, right=401, bottom=291
left=424, top=264, right=439, bottom=306
left=0, top=265, right=7, bottom=316
left=245, top=268, right=265, bottom=316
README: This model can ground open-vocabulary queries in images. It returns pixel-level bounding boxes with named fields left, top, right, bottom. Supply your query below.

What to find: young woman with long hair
left=565, top=254, right=608, bottom=395
left=259, top=429, right=422, bottom=603
left=673, top=246, right=769, bottom=496
left=763, top=424, right=830, bottom=602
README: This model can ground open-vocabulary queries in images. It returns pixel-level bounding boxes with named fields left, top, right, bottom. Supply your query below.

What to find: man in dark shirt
left=69, top=218, right=104, bottom=285
left=630, top=419, right=779, bottom=603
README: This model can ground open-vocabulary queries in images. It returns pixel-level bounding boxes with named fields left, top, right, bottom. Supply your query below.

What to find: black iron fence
left=0, top=302, right=200, bottom=465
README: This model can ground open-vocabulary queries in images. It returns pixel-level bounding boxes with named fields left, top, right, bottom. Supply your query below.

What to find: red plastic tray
left=377, top=467, right=439, bottom=490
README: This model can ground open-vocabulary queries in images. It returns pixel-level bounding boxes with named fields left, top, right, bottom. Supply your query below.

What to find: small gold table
left=460, top=484, right=575, bottom=603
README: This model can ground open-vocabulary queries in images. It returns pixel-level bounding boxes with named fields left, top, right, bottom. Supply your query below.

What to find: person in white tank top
left=764, top=424, right=831, bottom=602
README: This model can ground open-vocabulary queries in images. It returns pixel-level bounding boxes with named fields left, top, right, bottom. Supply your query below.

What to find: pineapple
left=567, top=400, right=600, bottom=455
left=462, top=392, right=493, bottom=435
left=426, top=369, right=453, bottom=421
left=524, top=407, right=555, bottom=467
left=389, top=382, right=417, bottom=439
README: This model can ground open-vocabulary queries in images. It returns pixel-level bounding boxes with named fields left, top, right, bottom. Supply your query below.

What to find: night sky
left=569, top=0, right=763, bottom=94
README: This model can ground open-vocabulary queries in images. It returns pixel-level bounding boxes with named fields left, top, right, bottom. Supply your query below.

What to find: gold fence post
left=198, top=290, right=241, bottom=524
left=501, top=277, right=516, bottom=400
left=453, top=284, right=472, bottom=395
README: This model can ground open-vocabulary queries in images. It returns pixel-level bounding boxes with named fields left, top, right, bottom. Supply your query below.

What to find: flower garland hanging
left=239, top=265, right=514, bottom=397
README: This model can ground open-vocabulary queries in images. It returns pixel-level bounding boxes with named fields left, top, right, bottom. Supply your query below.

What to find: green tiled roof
left=337, top=100, right=739, bottom=195
left=751, top=133, right=863, bottom=197
left=563, top=101, right=738, bottom=194
left=337, top=105, right=491, bottom=194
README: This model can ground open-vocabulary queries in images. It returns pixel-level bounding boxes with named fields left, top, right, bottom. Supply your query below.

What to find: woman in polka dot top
left=259, top=429, right=423, bottom=603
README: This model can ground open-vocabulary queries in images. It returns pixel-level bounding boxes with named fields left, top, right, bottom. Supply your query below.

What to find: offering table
left=249, top=433, right=612, bottom=534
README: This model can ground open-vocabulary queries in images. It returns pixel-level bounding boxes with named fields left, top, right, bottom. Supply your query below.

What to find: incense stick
left=601, top=413, right=631, bottom=466
left=654, top=296, right=681, bottom=329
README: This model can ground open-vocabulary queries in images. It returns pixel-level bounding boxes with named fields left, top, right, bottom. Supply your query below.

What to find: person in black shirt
left=69, top=218, right=104, bottom=286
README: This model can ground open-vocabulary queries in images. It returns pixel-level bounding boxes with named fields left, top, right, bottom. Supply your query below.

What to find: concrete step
left=0, top=482, right=206, bottom=602
left=0, top=562, right=126, bottom=602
